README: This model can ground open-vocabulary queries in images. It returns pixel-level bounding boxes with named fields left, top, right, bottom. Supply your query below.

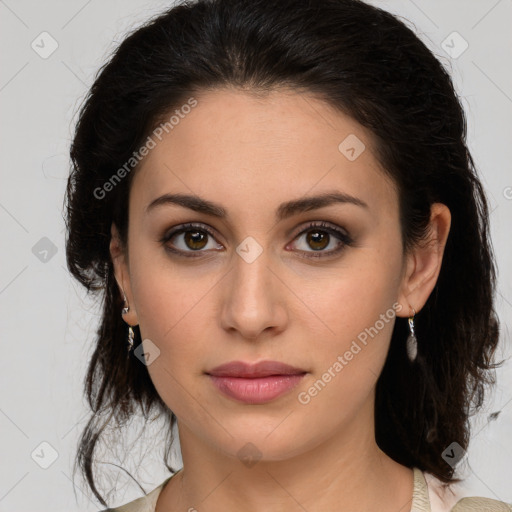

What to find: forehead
left=130, top=87, right=398, bottom=221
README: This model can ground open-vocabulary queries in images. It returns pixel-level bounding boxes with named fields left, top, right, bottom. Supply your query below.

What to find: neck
left=156, top=412, right=414, bottom=512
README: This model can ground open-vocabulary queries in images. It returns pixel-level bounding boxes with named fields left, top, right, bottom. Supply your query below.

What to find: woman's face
left=111, top=88, right=426, bottom=463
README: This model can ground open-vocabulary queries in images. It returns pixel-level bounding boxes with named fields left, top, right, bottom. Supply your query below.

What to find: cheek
left=303, top=249, right=403, bottom=370
left=129, top=244, right=209, bottom=341
left=312, top=264, right=400, bottom=334
left=296, top=275, right=400, bottom=426
left=128, top=256, right=224, bottom=393
left=130, top=263, right=215, bottom=417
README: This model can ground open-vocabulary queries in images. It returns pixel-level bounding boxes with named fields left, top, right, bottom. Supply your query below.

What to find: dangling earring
left=122, top=289, right=130, bottom=315
left=121, top=288, right=134, bottom=352
left=127, top=325, right=134, bottom=352
left=406, top=307, right=418, bottom=362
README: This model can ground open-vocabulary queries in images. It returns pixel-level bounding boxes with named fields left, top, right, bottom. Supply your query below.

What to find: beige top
left=102, top=468, right=511, bottom=511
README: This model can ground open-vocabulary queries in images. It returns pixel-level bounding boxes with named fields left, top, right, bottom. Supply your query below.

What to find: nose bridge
left=220, top=237, right=286, bottom=338
left=234, top=241, right=271, bottom=298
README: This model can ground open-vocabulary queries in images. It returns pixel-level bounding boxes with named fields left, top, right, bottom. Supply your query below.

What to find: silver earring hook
left=408, top=307, right=416, bottom=333
left=122, top=289, right=130, bottom=315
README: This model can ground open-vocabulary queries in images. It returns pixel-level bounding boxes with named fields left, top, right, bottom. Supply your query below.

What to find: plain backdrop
left=0, top=1, right=511, bottom=510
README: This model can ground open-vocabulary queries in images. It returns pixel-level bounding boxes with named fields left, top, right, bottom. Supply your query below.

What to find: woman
left=64, top=0, right=510, bottom=510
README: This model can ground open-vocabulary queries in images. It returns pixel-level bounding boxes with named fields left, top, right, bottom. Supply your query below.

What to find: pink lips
left=206, top=360, right=307, bottom=404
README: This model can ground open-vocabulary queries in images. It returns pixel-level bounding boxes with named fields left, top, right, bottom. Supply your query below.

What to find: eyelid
left=290, top=220, right=351, bottom=240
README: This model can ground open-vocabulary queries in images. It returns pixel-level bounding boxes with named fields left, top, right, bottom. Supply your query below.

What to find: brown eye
left=305, top=230, right=330, bottom=251
left=290, top=221, right=353, bottom=258
left=160, top=223, right=223, bottom=257
left=183, top=230, right=208, bottom=250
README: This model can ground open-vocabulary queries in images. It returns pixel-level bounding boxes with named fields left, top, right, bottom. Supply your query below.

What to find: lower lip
left=208, top=374, right=306, bottom=404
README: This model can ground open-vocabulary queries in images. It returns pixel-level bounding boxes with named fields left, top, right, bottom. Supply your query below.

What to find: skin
left=110, top=87, right=451, bottom=512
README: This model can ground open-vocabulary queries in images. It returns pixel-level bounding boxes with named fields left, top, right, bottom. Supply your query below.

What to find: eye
left=160, top=221, right=353, bottom=259
left=160, top=223, right=222, bottom=257
left=288, top=221, right=353, bottom=258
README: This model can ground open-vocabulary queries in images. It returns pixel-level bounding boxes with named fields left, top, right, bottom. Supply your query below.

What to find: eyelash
left=159, top=221, right=354, bottom=259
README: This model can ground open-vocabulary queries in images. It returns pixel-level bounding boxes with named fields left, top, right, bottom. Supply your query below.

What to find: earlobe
left=396, top=203, right=451, bottom=317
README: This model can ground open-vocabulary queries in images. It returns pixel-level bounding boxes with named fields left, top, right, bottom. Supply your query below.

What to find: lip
left=207, top=360, right=307, bottom=378
left=206, top=360, right=307, bottom=404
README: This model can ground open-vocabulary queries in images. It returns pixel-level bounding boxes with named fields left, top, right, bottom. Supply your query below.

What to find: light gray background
left=0, top=1, right=511, bottom=510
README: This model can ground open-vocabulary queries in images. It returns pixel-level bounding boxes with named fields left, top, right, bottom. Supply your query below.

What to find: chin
left=204, top=424, right=315, bottom=465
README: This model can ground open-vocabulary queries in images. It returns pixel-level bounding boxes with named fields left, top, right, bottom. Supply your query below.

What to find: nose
left=219, top=247, right=288, bottom=341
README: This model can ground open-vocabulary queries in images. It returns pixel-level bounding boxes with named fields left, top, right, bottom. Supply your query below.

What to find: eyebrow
left=145, top=191, right=368, bottom=221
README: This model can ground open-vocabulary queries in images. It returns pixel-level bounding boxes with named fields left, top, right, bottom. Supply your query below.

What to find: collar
left=411, top=467, right=432, bottom=512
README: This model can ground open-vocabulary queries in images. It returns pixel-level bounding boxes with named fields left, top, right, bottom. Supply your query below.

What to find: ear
left=110, top=222, right=139, bottom=326
left=396, top=203, right=451, bottom=317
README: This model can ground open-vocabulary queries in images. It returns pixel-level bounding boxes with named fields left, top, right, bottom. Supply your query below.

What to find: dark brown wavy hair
left=64, top=0, right=502, bottom=507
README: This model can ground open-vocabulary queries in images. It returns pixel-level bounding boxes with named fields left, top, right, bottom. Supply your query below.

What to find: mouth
left=206, top=360, right=307, bottom=404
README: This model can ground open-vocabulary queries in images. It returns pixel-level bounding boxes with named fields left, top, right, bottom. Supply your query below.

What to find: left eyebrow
left=145, top=191, right=368, bottom=221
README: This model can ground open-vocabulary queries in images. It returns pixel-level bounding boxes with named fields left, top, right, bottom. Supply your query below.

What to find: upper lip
left=207, top=360, right=307, bottom=378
